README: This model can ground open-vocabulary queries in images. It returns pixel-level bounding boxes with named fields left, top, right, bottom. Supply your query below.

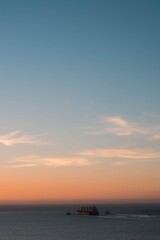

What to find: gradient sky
left=0, top=0, right=160, bottom=203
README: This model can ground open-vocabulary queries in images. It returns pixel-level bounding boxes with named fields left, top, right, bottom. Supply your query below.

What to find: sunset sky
left=0, top=0, right=160, bottom=203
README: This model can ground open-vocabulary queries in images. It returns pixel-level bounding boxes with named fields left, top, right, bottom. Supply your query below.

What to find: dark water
left=0, top=204, right=160, bottom=240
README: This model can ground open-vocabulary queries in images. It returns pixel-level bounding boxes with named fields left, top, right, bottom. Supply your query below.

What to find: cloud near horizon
left=5, top=156, right=93, bottom=168
left=0, top=131, right=49, bottom=146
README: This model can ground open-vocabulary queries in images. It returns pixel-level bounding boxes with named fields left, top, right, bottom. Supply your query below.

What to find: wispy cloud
left=103, top=116, right=146, bottom=136
left=78, top=148, right=160, bottom=160
left=6, top=156, right=93, bottom=168
left=84, top=115, right=146, bottom=136
left=0, top=131, right=49, bottom=146
left=152, top=135, right=160, bottom=141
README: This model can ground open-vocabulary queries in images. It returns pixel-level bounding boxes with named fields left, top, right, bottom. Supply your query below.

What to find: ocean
left=0, top=204, right=159, bottom=240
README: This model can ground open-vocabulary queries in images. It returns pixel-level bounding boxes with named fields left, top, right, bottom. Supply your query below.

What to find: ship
left=76, top=205, right=99, bottom=216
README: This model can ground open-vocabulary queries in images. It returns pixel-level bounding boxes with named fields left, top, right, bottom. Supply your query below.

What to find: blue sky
left=0, top=0, right=160, bottom=202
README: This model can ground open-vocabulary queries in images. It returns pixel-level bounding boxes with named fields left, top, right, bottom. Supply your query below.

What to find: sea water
left=0, top=204, right=159, bottom=240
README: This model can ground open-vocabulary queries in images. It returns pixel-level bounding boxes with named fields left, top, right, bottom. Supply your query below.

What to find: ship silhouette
left=76, top=205, right=99, bottom=216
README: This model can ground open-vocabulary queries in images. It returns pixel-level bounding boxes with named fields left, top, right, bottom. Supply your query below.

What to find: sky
left=0, top=0, right=160, bottom=203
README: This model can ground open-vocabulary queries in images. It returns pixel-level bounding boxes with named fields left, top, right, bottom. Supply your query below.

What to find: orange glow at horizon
left=0, top=161, right=160, bottom=203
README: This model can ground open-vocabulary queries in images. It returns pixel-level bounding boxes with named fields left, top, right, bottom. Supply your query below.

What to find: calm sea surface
left=0, top=204, right=159, bottom=240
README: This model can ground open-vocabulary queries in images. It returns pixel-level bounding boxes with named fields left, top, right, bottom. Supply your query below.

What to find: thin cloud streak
left=78, top=148, right=160, bottom=160
left=10, top=163, right=38, bottom=168
left=6, top=156, right=93, bottom=168
left=0, top=131, right=49, bottom=146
